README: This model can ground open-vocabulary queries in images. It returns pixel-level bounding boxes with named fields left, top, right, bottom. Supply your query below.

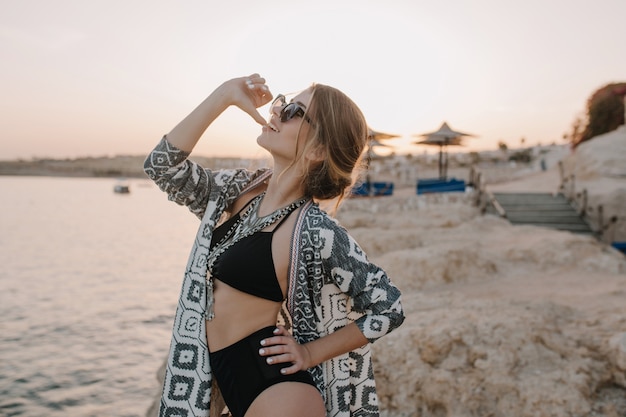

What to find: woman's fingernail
left=273, top=328, right=280, bottom=334
left=260, top=339, right=266, bottom=346
left=259, top=349, right=265, bottom=355
left=280, top=368, right=286, bottom=374
left=266, top=357, right=273, bottom=364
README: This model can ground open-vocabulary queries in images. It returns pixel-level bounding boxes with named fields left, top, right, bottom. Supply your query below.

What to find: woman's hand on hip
left=219, top=73, right=273, bottom=126
left=258, top=325, right=313, bottom=375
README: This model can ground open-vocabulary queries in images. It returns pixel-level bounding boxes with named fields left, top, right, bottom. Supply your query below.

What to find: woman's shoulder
left=300, top=203, right=352, bottom=244
left=302, top=203, right=342, bottom=228
left=219, top=168, right=272, bottom=211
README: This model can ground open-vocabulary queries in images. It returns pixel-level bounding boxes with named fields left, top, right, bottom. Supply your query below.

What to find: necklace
left=204, top=191, right=309, bottom=320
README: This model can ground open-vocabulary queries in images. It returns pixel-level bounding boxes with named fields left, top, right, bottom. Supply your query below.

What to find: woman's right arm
left=167, top=74, right=271, bottom=153
left=143, top=74, right=272, bottom=217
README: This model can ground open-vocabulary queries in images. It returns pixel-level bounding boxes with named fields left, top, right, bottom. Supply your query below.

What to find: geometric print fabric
left=146, top=137, right=404, bottom=417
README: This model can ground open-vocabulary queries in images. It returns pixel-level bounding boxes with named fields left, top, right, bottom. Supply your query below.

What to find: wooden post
left=474, top=171, right=483, bottom=207
left=581, top=189, right=588, bottom=217
left=598, top=205, right=605, bottom=241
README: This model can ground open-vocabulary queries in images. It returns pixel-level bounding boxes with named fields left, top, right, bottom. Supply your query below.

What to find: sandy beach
left=339, top=191, right=624, bottom=416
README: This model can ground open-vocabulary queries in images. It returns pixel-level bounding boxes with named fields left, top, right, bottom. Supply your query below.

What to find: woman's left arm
left=260, top=323, right=368, bottom=374
left=259, top=223, right=404, bottom=374
left=325, top=224, right=405, bottom=343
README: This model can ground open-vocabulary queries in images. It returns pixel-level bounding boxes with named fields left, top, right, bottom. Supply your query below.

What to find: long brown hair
left=292, top=84, right=368, bottom=207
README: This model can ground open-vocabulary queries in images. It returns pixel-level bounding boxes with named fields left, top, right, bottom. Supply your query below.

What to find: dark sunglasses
left=271, top=94, right=314, bottom=125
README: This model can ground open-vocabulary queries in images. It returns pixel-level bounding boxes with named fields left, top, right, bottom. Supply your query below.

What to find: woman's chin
left=257, top=128, right=276, bottom=151
left=256, top=133, right=268, bottom=150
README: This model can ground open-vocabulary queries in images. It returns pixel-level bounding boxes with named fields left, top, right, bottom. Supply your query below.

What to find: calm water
left=0, top=176, right=201, bottom=417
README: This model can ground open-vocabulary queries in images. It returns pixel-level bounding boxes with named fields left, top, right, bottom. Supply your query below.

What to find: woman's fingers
left=264, top=352, right=294, bottom=365
left=245, top=73, right=266, bottom=89
left=238, top=74, right=273, bottom=125
left=259, top=336, right=292, bottom=355
left=241, top=104, right=268, bottom=126
left=277, top=362, right=300, bottom=375
left=272, top=325, right=288, bottom=335
left=259, top=327, right=309, bottom=374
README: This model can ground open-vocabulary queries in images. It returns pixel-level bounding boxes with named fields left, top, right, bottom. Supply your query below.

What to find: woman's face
left=257, top=89, right=313, bottom=163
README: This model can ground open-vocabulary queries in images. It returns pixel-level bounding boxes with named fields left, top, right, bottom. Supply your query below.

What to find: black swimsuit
left=209, top=209, right=288, bottom=301
left=207, top=199, right=318, bottom=417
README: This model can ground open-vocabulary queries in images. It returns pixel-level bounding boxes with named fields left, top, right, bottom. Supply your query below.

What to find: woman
left=144, top=74, right=404, bottom=417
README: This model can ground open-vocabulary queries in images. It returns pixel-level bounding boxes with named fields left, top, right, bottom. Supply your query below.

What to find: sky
left=1, top=0, right=625, bottom=160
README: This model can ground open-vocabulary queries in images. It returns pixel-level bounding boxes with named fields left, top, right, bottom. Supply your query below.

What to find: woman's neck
left=259, top=167, right=306, bottom=216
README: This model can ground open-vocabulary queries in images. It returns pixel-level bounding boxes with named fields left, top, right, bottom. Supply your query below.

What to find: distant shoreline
left=0, top=156, right=147, bottom=178
left=0, top=145, right=566, bottom=184
left=0, top=154, right=268, bottom=179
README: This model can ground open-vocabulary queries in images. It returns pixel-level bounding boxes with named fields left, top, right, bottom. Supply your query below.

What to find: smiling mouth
left=267, top=121, right=279, bottom=132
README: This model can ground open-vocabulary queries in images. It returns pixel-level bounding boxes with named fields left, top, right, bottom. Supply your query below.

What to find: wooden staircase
left=489, top=192, right=595, bottom=236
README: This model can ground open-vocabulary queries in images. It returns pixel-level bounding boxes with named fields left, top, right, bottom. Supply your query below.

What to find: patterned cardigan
left=144, top=137, right=404, bottom=417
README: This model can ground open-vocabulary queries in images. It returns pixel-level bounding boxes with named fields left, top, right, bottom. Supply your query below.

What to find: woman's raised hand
left=222, top=73, right=273, bottom=126
left=165, top=73, right=273, bottom=153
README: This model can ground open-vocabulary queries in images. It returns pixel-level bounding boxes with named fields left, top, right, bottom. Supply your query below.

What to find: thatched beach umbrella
left=365, top=128, right=399, bottom=181
left=368, top=138, right=392, bottom=153
left=368, top=129, right=399, bottom=155
left=413, top=122, right=475, bottom=179
left=368, top=129, right=399, bottom=141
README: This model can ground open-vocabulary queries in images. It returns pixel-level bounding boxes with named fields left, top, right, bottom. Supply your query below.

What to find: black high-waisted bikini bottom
left=209, top=326, right=317, bottom=417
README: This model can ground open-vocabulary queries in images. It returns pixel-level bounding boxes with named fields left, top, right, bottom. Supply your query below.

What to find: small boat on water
left=113, top=179, right=130, bottom=194
left=114, top=184, right=130, bottom=193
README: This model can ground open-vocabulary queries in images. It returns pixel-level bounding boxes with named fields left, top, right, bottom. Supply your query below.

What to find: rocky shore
left=341, top=192, right=625, bottom=417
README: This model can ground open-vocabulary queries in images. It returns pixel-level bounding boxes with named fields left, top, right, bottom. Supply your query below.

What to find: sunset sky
left=2, top=0, right=625, bottom=159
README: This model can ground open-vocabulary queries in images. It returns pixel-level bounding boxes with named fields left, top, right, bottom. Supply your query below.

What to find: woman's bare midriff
left=205, top=280, right=283, bottom=352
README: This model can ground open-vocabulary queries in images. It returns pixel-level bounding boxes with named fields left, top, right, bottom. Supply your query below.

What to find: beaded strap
left=204, top=192, right=309, bottom=320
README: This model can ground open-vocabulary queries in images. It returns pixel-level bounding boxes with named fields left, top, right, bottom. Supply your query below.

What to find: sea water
left=0, top=176, right=200, bottom=416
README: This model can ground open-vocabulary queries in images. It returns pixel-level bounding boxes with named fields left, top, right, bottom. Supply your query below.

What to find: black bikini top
left=209, top=200, right=298, bottom=302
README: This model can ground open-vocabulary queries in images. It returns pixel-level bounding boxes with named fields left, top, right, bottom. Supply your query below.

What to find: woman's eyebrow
left=294, top=100, right=308, bottom=109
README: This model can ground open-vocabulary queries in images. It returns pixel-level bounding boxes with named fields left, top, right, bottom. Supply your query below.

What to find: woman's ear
left=305, top=145, right=326, bottom=163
